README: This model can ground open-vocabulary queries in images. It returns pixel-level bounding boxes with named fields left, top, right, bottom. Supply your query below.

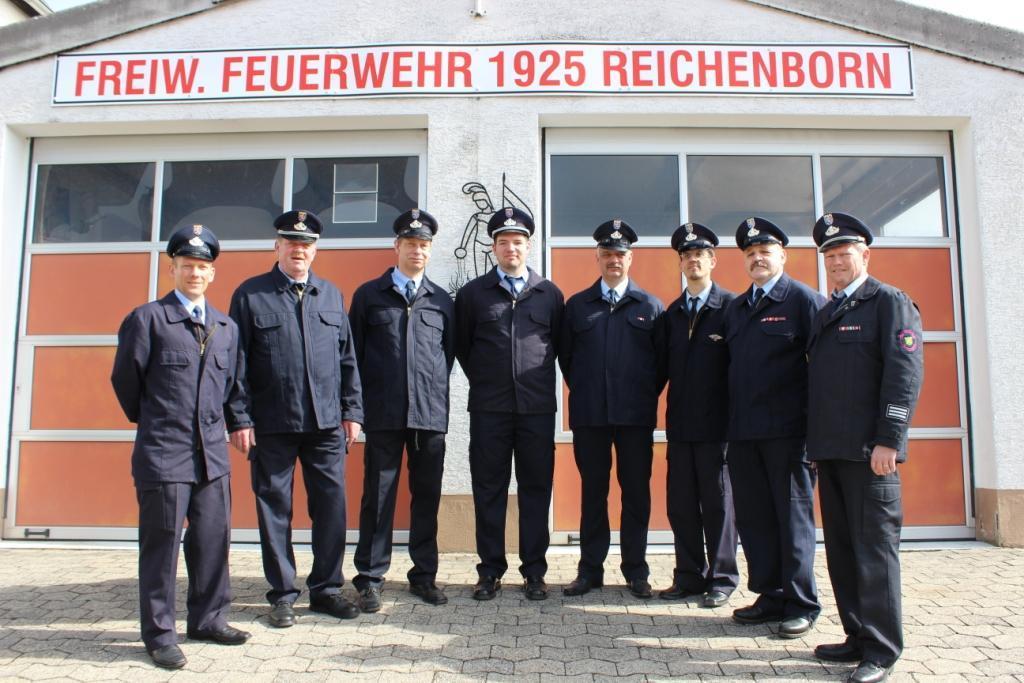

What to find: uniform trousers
left=666, top=440, right=739, bottom=593
left=469, top=411, right=555, bottom=580
left=354, top=429, right=446, bottom=589
left=818, top=459, right=903, bottom=666
left=136, top=475, right=231, bottom=650
left=250, top=428, right=347, bottom=604
left=572, top=425, right=653, bottom=582
left=727, top=437, right=820, bottom=619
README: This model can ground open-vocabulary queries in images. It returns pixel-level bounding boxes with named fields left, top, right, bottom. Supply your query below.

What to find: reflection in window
left=550, top=155, right=679, bottom=237
left=333, top=162, right=378, bottom=223
left=822, top=157, right=947, bottom=237
left=160, top=159, right=284, bottom=240
left=33, top=163, right=154, bottom=243
left=293, top=157, right=419, bottom=238
left=687, top=156, right=814, bottom=238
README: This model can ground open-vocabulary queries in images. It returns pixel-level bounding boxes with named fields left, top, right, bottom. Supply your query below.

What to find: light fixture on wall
left=470, top=0, right=486, bottom=18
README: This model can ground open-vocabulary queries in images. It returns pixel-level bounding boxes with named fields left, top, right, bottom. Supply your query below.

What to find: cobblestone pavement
left=0, top=543, right=1021, bottom=681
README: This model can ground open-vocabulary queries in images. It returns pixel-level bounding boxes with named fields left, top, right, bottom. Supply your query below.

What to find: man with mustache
left=725, top=217, right=825, bottom=638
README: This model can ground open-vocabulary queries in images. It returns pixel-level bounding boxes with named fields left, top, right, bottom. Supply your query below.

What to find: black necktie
left=831, top=290, right=847, bottom=314
left=688, top=296, right=699, bottom=319
left=292, top=282, right=306, bottom=301
left=751, top=287, right=763, bottom=307
left=608, top=289, right=620, bottom=307
left=508, top=276, right=523, bottom=300
left=190, top=307, right=206, bottom=347
left=405, top=279, right=416, bottom=303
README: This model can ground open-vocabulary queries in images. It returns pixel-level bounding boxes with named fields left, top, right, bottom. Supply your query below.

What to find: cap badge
left=411, top=209, right=420, bottom=219
left=503, top=207, right=517, bottom=227
left=746, top=218, right=756, bottom=229
left=297, top=211, right=307, bottom=221
left=685, top=232, right=696, bottom=241
left=192, top=224, right=203, bottom=236
left=823, top=213, right=834, bottom=226
left=747, top=226, right=760, bottom=237
left=825, top=225, right=840, bottom=236
left=610, top=230, right=622, bottom=239
left=188, top=236, right=204, bottom=247
left=409, top=219, right=423, bottom=229
left=613, top=219, right=621, bottom=229
left=294, top=222, right=307, bottom=231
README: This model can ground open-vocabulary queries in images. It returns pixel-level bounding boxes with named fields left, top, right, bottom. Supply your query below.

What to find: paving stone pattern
left=0, top=546, right=1022, bottom=681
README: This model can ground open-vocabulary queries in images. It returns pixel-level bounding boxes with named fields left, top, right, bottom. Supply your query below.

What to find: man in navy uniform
left=807, top=213, right=923, bottom=683
left=350, top=208, right=455, bottom=612
left=227, top=210, right=364, bottom=627
left=725, top=217, right=825, bottom=638
left=112, top=225, right=251, bottom=670
left=658, top=223, right=739, bottom=609
left=559, top=219, right=664, bottom=599
left=454, top=207, right=565, bottom=601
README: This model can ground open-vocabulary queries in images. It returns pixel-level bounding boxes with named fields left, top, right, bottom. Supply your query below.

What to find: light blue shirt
left=600, top=279, right=628, bottom=302
left=391, top=268, right=423, bottom=294
left=685, top=283, right=712, bottom=312
left=757, top=271, right=784, bottom=298
left=838, top=272, right=870, bottom=299
left=497, top=268, right=528, bottom=296
left=173, top=289, right=205, bottom=324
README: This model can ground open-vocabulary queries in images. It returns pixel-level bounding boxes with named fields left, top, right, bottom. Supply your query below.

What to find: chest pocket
left=627, top=313, right=654, bottom=331
left=760, top=319, right=796, bottom=340
left=420, top=309, right=445, bottom=330
left=529, top=310, right=551, bottom=328
left=836, top=322, right=875, bottom=343
left=368, top=308, right=399, bottom=326
left=254, top=313, right=284, bottom=332
left=571, top=311, right=602, bottom=334
left=159, top=349, right=190, bottom=367
left=319, top=310, right=343, bottom=327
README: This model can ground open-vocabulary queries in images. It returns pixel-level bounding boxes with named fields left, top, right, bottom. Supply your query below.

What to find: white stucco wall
left=0, top=0, right=1022, bottom=496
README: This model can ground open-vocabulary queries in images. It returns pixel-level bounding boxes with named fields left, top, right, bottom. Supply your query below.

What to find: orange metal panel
left=550, top=247, right=683, bottom=310
left=158, top=251, right=277, bottom=314
left=902, top=439, right=966, bottom=526
left=553, top=441, right=669, bottom=532
left=865, top=248, right=955, bottom=330
left=914, top=343, right=960, bottom=428
left=305, top=249, right=399, bottom=301
left=710, top=246, right=820, bottom=295
left=16, top=442, right=137, bottom=527
left=28, top=254, right=150, bottom=336
left=31, top=347, right=131, bottom=431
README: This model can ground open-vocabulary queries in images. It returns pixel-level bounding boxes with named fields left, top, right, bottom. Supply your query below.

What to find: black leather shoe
left=702, top=590, right=730, bottom=608
left=523, top=576, right=548, bottom=600
left=563, top=576, right=602, bottom=597
left=148, top=644, right=186, bottom=669
left=658, top=583, right=702, bottom=600
left=732, top=603, right=783, bottom=624
left=310, top=593, right=360, bottom=620
left=187, top=624, right=251, bottom=645
left=473, top=576, right=501, bottom=601
left=849, top=661, right=892, bottom=683
left=358, top=585, right=382, bottom=613
left=778, top=615, right=815, bottom=638
left=410, top=582, right=448, bottom=605
left=814, top=640, right=863, bottom=662
left=268, top=601, right=296, bottom=628
left=627, top=578, right=653, bottom=599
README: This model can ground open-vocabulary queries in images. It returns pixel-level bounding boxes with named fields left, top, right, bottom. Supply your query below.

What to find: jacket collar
left=271, top=262, right=321, bottom=293
left=376, top=267, right=438, bottom=296
left=160, top=291, right=228, bottom=327
left=485, top=266, right=549, bottom=293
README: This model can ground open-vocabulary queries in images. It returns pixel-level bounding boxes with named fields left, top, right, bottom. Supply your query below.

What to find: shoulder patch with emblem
left=898, top=328, right=919, bottom=352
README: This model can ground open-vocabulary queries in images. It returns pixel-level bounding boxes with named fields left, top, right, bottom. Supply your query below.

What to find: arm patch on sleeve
left=886, top=404, right=910, bottom=422
left=898, top=329, right=919, bottom=352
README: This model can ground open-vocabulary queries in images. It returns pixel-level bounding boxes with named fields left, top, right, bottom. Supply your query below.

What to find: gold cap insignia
left=294, top=222, right=307, bottom=232
left=410, top=219, right=423, bottom=229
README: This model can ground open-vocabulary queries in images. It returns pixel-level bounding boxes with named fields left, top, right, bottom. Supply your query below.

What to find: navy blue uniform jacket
left=725, top=273, right=826, bottom=441
left=454, top=267, right=564, bottom=414
left=806, top=277, right=924, bottom=463
left=227, top=264, right=363, bottom=435
left=663, top=283, right=736, bottom=443
left=349, top=268, right=455, bottom=433
left=111, top=292, right=242, bottom=483
left=560, top=279, right=665, bottom=429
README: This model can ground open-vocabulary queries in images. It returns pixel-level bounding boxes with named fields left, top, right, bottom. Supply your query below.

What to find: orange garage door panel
left=901, top=439, right=966, bottom=526
left=866, top=248, right=955, bottom=331
left=711, top=247, right=820, bottom=295
left=28, top=254, right=150, bottom=336
left=914, top=343, right=961, bottom=428
left=31, top=346, right=131, bottom=431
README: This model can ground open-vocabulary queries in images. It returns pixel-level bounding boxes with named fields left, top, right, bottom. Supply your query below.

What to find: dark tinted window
left=687, top=155, right=814, bottom=238
left=160, top=159, right=285, bottom=240
left=33, top=163, right=154, bottom=243
left=551, top=155, right=679, bottom=237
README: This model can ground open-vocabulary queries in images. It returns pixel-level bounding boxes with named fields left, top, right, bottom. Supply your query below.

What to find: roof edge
left=747, top=0, right=1023, bottom=74
left=0, top=0, right=233, bottom=70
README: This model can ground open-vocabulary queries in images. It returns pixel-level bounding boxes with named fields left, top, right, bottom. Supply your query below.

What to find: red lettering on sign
left=74, top=61, right=96, bottom=97
left=98, top=60, right=121, bottom=95
left=298, top=54, right=319, bottom=91
left=782, top=52, right=804, bottom=87
left=269, top=55, right=294, bottom=92
left=752, top=51, right=776, bottom=87
left=418, top=51, right=442, bottom=88
left=392, top=51, right=412, bottom=87
left=866, top=52, right=892, bottom=89
left=449, top=51, right=472, bottom=87
left=727, top=51, right=749, bottom=87
left=163, top=58, right=198, bottom=94
left=697, top=50, right=722, bottom=87
left=604, top=50, right=627, bottom=86
left=222, top=56, right=243, bottom=91
left=808, top=50, right=834, bottom=88
left=837, top=52, right=863, bottom=88
left=632, top=50, right=653, bottom=87
left=246, top=55, right=266, bottom=92
left=324, top=53, right=347, bottom=89
left=352, top=53, right=389, bottom=88
left=123, top=59, right=146, bottom=95
left=669, top=50, right=692, bottom=87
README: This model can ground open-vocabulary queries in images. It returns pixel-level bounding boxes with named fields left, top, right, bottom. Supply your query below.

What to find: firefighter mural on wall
left=450, top=174, right=533, bottom=296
